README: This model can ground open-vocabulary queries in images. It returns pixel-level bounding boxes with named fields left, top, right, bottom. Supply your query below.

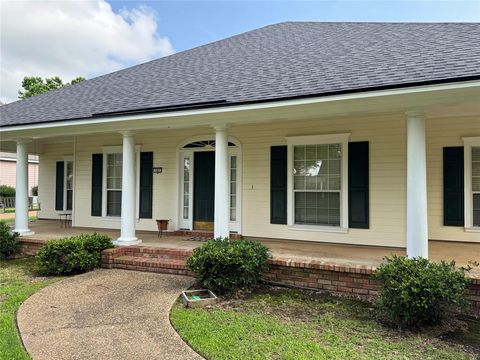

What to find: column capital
left=119, top=130, right=136, bottom=137
left=212, top=124, right=228, bottom=132
left=13, top=138, right=33, bottom=145
left=405, top=110, right=426, bottom=119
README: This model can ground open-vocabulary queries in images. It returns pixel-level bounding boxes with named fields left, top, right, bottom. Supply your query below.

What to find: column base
left=14, top=229, right=35, bottom=236
left=113, top=238, right=142, bottom=246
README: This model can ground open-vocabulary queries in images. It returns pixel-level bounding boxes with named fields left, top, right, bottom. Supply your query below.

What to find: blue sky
left=109, top=1, right=480, bottom=52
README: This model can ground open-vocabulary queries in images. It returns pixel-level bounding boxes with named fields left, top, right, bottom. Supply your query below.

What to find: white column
left=14, top=140, right=34, bottom=235
left=214, top=125, right=230, bottom=238
left=406, top=111, right=428, bottom=258
left=114, top=131, right=141, bottom=245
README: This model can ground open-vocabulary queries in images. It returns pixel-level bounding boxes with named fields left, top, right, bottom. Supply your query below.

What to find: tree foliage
left=18, top=76, right=85, bottom=99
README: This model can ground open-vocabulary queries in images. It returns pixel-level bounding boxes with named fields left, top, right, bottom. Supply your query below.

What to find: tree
left=18, top=76, right=85, bottom=99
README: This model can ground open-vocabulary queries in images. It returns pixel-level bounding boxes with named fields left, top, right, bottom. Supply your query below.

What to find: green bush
left=36, top=233, right=113, bottom=275
left=0, top=221, right=19, bottom=259
left=373, top=255, right=472, bottom=328
left=0, top=185, right=15, bottom=197
left=31, top=185, right=38, bottom=196
left=186, top=238, right=270, bottom=294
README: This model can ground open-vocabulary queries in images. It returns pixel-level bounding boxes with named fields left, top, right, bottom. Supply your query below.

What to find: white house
left=0, top=22, right=479, bottom=256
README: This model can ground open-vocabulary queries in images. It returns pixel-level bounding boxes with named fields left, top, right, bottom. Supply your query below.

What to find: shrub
left=373, top=255, right=472, bottom=328
left=36, top=233, right=113, bottom=275
left=31, top=185, right=38, bottom=196
left=0, top=221, right=19, bottom=258
left=186, top=238, right=270, bottom=294
left=0, top=185, right=15, bottom=197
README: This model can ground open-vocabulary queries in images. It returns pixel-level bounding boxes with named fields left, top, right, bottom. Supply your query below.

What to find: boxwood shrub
left=36, top=233, right=113, bottom=275
left=186, top=237, right=271, bottom=294
left=0, top=185, right=15, bottom=197
left=0, top=221, right=19, bottom=259
left=373, top=255, right=472, bottom=328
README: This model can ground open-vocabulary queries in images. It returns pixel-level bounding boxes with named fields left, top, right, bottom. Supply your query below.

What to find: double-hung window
left=65, top=160, right=73, bottom=211
left=106, top=153, right=122, bottom=216
left=473, top=147, right=480, bottom=226
left=464, top=137, right=480, bottom=228
left=287, top=133, right=349, bottom=230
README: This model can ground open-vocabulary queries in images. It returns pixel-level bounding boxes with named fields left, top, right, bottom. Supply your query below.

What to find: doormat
left=185, top=236, right=210, bottom=242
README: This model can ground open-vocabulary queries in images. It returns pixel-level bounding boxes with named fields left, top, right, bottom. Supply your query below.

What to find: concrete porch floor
left=23, top=220, right=480, bottom=269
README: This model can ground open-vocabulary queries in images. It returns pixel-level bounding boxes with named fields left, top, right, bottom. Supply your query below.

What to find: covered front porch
left=3, top=81, right=479, bottom=263
left=21, top=219, right=480, bottom=269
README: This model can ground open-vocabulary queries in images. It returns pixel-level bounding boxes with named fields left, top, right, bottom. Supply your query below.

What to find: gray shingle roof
left=1, top=22, right=479, bottom=127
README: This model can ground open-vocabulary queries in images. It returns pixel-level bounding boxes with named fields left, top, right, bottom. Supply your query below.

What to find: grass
left=0, top=258, right=60, bottom=360
left=170, top=287, right=480, bottom=360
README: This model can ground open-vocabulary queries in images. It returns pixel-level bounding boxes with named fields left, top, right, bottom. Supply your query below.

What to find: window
left=293, top=144, right=341, bottom=226
left=472, top=146, right=480, bottom=227
left=106, top=153, right=122, bottom=216
left=65, top=161, right=73, bottom=211
left=230, top=156, right=237, bottom=221
left=183, top=157, right=190, bottom=219
left=287, top=133, right=349, bottom=230
left=463, top=137, right=480, bottom=229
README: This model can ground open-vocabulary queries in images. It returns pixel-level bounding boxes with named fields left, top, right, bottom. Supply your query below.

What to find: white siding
left=37, top=142, right=73, bottom=219
left=37, top=112, right=480, bottom=246
left=73, top=127, right=213, bottom=231
left=426, top=115, right=480, bottom=242
left=232, top=113, right=407, bottom=247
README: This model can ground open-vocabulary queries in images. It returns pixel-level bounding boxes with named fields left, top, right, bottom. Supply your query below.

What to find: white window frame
left=101, top=145, right=141, bottom=219
left=286, top=133, right=350, bottom=232
left=61, top=156, right=73, bottom=213
left=463, top=136, right=480, bottom=231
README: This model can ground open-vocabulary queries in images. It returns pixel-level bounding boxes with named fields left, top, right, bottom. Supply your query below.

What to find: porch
left=21, top=219, right=480, bottom=269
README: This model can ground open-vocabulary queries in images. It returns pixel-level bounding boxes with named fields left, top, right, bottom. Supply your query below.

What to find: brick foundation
left=263, top=257, right=380, bottom=298
left=16, top=237, right=480, bottom=314
left=17, top=237, right=46, bottom=256
left=263, top=257, right=479, bottom=314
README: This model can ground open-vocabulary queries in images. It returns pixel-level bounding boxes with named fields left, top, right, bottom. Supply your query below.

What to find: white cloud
left=0, top=0, right=174, bottom=103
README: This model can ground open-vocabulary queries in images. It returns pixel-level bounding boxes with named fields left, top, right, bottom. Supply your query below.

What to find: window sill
left=465, top=227, right=480, bottom=233
left=101, top=216, right=121, bottom=222
left=288, top=225, right=349, bottom=234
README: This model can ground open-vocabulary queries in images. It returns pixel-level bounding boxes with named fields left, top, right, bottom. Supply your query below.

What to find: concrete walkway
left=17, top=269, right=203, bottom=360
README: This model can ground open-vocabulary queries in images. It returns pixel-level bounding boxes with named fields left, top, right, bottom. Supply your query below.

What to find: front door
left=193, top=151, right=215, bottom=230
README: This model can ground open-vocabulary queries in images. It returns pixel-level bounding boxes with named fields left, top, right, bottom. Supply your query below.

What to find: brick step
left=113, top=255, right=194, bottom=276
left=121, top=246, right=192, bottom=260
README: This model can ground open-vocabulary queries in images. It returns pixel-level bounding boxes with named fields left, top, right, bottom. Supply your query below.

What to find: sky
left=1, top=0, right=479, bottom=103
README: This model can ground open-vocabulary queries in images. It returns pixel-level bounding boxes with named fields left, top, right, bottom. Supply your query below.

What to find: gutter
left=1, top=78, right=480, bottom=133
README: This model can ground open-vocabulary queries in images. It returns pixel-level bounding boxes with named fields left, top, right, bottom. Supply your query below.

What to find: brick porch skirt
left=17, top=237, right=480, bottom=314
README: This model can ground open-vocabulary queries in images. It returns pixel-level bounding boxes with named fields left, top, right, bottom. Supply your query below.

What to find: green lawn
left=0, top=258, right=60, bottom=360
left=170, top=288, right=480, bottom=360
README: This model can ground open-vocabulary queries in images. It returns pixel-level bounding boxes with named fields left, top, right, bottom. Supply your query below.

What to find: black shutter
left=270, top=146, right=287, bottom=224
left=139, top=152, right=153, bottom=219
left=55, top=161, right=64, bottom=210
left=91, top=154, right=103, bottom=216
left=348, top=141, right=369, bottom=229
left=443, top=147, right=464, bottom=226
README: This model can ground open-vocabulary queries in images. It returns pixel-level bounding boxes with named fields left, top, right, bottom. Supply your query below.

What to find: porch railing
left=0, top=196, right=40, bottom=211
